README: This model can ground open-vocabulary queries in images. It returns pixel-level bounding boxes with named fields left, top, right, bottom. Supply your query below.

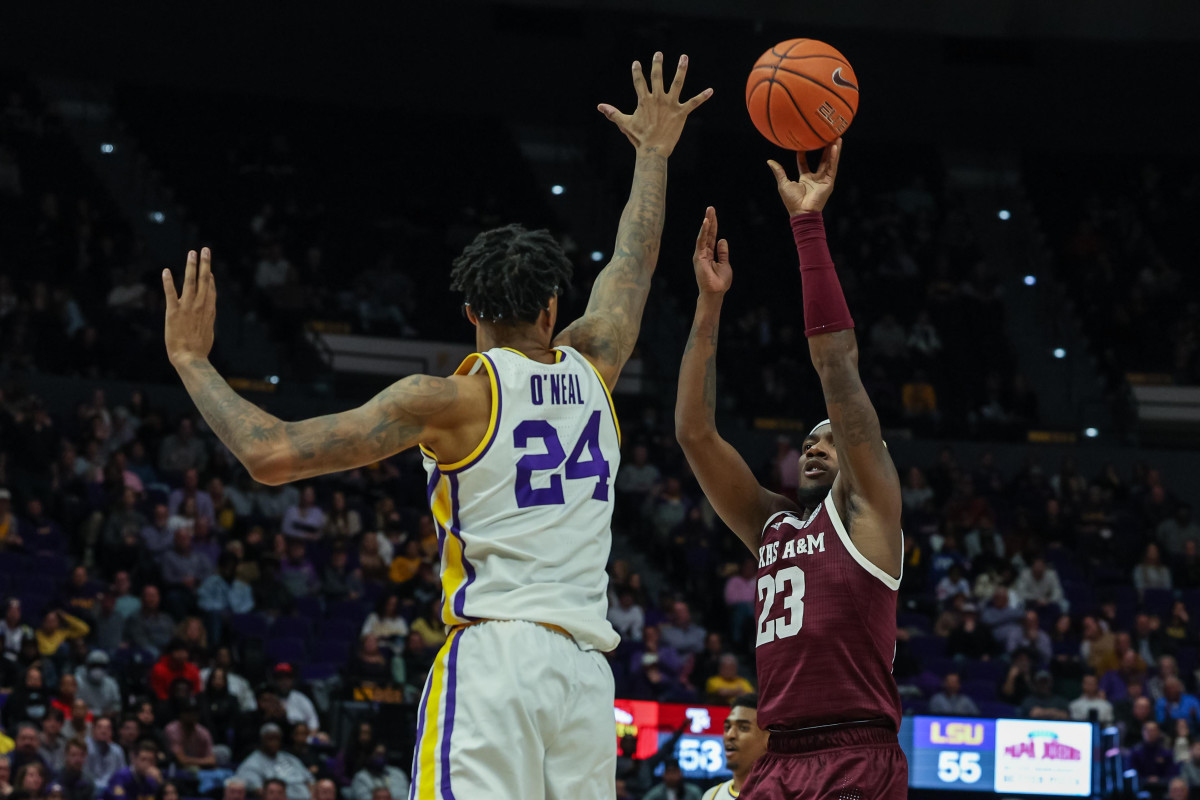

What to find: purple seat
left=271, top=616, right=313, bottom=640
left=1143, top=588, right=1173, bottom=617
left=320, top=620, right=360, bottom=644
left=265, top=637, right=308, bottom=665
left=294, top=596, right=323, bottom=620
left=231, top=613, right=269, bottom=639
left=300, top=662, right=340, bottom=682
left=328, top=600, right=370, bottom=623
left=898, top=612, right=933, bottom=634
left=907, top=636, right=946, bottom=663
left=962, top=678, right=998, bottom=703
left=968, top=660, right=1007, bottom=683
left=977, top=701, right=1017, bottom=719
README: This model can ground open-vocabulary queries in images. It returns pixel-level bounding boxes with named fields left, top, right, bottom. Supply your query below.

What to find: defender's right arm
left=675, top=208, right=795, bottom=553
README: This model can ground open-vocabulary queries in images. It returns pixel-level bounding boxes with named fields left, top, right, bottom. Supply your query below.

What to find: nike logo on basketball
left=832, top=67, right=858, bottom=91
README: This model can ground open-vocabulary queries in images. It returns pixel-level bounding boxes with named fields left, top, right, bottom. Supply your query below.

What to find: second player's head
left=797, top=419, right=838, bottom=507
left=451, top=224, right=573, bottom=345
left=723, top=693, right=768, bottom=776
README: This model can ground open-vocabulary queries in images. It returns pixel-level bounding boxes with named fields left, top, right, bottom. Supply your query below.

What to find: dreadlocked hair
left=450, top=224, right=573, bottom=325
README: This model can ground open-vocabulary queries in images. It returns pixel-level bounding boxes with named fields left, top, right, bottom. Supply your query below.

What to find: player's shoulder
left=701, top=780, right=732, bottom=800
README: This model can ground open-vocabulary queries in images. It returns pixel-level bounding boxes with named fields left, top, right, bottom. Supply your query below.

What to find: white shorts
left=407, top=619, right=616, bottom=800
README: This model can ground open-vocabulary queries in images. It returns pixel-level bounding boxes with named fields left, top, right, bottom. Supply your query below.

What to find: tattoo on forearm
left=180, top=361, right=456, bottom=482
left=680, top=312, right=720, bottom=428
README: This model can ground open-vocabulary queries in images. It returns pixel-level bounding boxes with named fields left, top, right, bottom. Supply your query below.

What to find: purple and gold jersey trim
left=418, top=352, right=502, bottom=473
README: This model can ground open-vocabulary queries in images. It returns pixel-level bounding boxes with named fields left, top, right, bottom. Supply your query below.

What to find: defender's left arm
left=768, top=142, right=903, bottom=578
left=555, top=52, right=711, bottom=389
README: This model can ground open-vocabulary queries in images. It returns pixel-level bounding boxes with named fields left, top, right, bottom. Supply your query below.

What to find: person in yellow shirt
left=0, top=488, right=22, bottom=551
left=386, top=539, right=422, bottom=585
left=35, top=610, right=91, bottom=658
left=705, top=655, right=755, bottom=705
left=409, top=600, right=447, bottom=649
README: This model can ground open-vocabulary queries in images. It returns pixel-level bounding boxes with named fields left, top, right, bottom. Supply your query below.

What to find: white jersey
left=419, top=345, right=621, bottom=651
left=702, top=779, right=738, bottom=800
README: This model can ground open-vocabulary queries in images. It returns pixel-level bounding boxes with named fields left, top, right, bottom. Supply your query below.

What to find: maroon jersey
left=754, top=492, right=902, bottom=731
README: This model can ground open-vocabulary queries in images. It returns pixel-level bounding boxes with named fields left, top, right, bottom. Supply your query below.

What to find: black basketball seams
left=752, top=54, right=851, bottom=70
left=773, top=80, right=825, bottom=146
left=767, top=64, right=858, bottom=113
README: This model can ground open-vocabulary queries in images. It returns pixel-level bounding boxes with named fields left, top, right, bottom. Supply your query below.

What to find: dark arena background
left=2, top=2, right=1200, bottom=799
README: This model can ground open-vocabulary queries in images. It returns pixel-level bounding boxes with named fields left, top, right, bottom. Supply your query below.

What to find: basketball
left=745, top=39, right=859, bottom=151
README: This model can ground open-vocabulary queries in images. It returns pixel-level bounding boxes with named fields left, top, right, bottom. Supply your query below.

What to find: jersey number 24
left=757, top=566, right=805, bottom=646
left=513, top=410, right=611, bottom=508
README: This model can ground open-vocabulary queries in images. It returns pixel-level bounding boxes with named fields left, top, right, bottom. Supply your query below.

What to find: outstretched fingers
left=195, top=247, right=213, bottom=304
left=650, top=51, right=665, bottom=94
left=180, top=250, right=198, bottom=304
left=795, top=150, right=811, bottom=176
left=683, top=87, right=714, bottom=113
left=162, top=267, right=179, bottom=310
left=816, top=137, right=842, bottom=179
left=717, top=237, right=729, bottom=265
left=667, top=54, right=688, bottom=98
left=631, top=60, right=649, bottom=99
left=767, top=159, right=790, bottom=188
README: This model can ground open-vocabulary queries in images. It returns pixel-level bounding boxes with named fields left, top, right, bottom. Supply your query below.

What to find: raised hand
left=163, top=248, right=217, bottom=366
left=692, top=206, right=731, bottom=296
left=598, top=52, right=713, bottom=156
left=767, top=138, right=842, bottom=215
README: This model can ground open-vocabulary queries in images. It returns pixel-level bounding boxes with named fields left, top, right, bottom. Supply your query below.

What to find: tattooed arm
left=675, top=208, right=794, bottom=553
left=163, top=249, right=480, bottom=485
left=555, top=52, right=711, bottom=388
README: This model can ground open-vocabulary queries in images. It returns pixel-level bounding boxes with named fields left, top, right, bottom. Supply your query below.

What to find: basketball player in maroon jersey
left=675, top=140, right=908, bottom=799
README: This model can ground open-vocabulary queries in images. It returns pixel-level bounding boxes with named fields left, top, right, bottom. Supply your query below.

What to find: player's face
left=798, top=427, right=838, bottom=490
left=723, top=707, right=768, bottom=774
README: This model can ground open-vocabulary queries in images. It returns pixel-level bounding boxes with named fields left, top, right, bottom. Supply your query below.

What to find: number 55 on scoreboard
left=911, top=717, right=994, bottom=791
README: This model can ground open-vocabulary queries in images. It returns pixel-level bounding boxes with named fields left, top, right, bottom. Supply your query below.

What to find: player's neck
left=478, top=325, right=556, bottom=364
left=731, top=771, right=750, bottom=794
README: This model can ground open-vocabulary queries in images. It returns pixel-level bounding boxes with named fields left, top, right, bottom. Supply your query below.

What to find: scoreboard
left=901, top=716, right=1094, bottom=796
left=614, top=699, right=732, bottom=782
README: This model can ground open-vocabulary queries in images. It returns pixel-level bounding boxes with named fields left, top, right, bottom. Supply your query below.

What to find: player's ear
left=546, top=294, right=559, bottom=330
left=463, top=303, right=480, bottom=328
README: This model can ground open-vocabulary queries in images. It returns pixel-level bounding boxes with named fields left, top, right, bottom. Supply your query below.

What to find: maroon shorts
left=739, top=725, right=908, bottom=800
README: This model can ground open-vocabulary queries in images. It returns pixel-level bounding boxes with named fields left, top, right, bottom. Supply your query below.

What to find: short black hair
left=450, top=224, right=572, bottom=325
left=264, top=779, right=287, bottom=793
left=732, top=693, right=758, bottom=711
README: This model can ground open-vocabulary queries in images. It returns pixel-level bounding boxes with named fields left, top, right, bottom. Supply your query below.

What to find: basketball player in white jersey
left=162, top=52, right=710, bottom=800
left=702, top=694, right=769, bottom=800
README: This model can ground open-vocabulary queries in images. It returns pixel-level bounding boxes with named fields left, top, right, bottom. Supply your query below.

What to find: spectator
left=1134, top=543, right=1174, bottom=595
left=1164, top=603, right=1193, bottom=650
left=1080, top=615, right=1118, bottom=674
left=348, top=745, right=408, bottom=800
left=628, top=654, right=688, bottom=703
left=1069, top=674, right=1114, bottom=723
left=1000, top=650, right=1037, bottom=706
left=63, top=701, right=91, bottom=742
left=386, top=539, right=421, bottom=585
left=1180, top=741, right=1200, bottom=789
left=37, top=711, right=66, bottom=774
left=409, top=602, right=446, bottom=651
left=4, top=668, right=51, bottom=728
left=234, top=724, right=313, bottom=800
left=935, top=564, right=971, bottom=606
left=1148, top=656, right=1182, bottom=704
left=101, top=742, right=159, bottom=800
left=320, top=543, right=363, bottom=604
left=11, top=762, right=49, bottom=800
left=167, top=470, right=215, bottom=528
left=615, top=445, right=661, bottom=517
left=631, top=625, right=682, bottom=680
left=2, top=599, right=35, bottom=656
left=962, top=516, right=1004, bottom=561
left=946, top=603, right=997, bottom=661
left=278, top=541, right=319, bottom=600
left=270, top=666, right=318, bottom=735
left=1101, top=644, right=1149, bottom=702
left=21, top=500, right=65, bottom=557
left=1130, top=721, right=1177, bottom=791
left=139, top=506, right=174, bottom=561
left=286, top=723, right=321, bottom=779
left=1156, top=678, right=1200, bottom=736
left=122, top=587, right=174, bottom=660
left=0, top=759, right=12, bottom=800
left=770, top=436, right=801, bottom=503
left=0, top=489, right=20, bottom=551
left=607, top=590, right=645, bottom=644
left=322, top=492, right=361, bottom=540
left=901, top=370, right=939, bottom=425
left=58, top=739, right=93, bottom=800
left=87, top=593, right=124, bottom=656
left=35, top=613, right=89, bottom=662
left=1119, top=695, right=1156, bottom=749
left=200, top=649, right=256, bottom=713
left=359, top=595, right=407, bottom=651
left=643, top=760, right=701, bottom=800
left=83, top=719, right=124, bottom=792
left=901, top=467, right=934, bottom=513
left=198, top=667, right=240, bottom=750
left=704, top=655, right=754, bottom=705
left=869, top=313, right=908, bottom=360
left=1012, top=557, right=1067, bottom=612
left=280, top=487, right=324, bottom=541
left=1158, top=504, right=1200, bottom=559
left=1005, top=611, right=1052, bottom=666
left=108, top=574, right=140, bottom=622
left=1019, top=670, right=1071, bottom=720
left=660, top=602, right=706, bottom=660
left=161, top=529, right=213, bottom=612
left=980, top=586, right=1024, bottom=644
left=158, top=419, right=207, bottom=476
left=163, top=698, right=216, bottom=771
left=1132, top=613, right=1166, bottom=665
left=1167, top=776, right=1190, bottom=800
left=148, top=642, right=201, bottom=702
left=930, top=673, right=981, bottom=717
left=222, top=779, right=247, bottom=800
left=197, top=552, right=255, bottom=644
left=11, top=725, right=46, bottom=772
left=310, top=780, right=336, bottom=800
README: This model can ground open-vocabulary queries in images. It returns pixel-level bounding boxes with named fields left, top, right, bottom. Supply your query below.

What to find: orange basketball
left=745, top=39, right=860, bottom=151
